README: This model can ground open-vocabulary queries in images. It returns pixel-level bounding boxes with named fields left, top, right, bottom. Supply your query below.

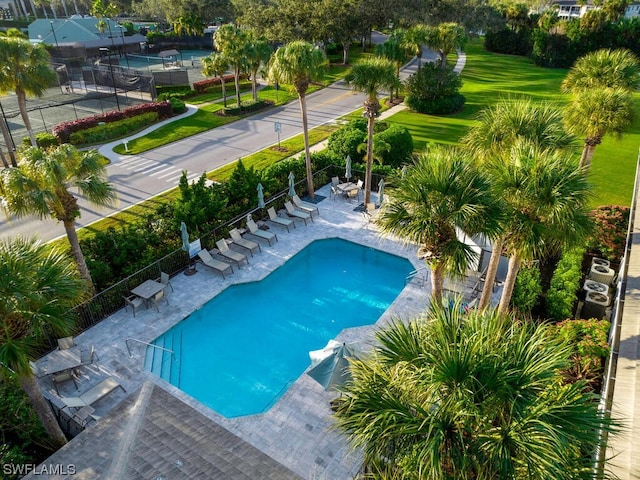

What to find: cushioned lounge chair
left=292, top=195, right=319, bottom=217
left=197, top=249, right=234, bottom=279
left=246, top=219, right=277, bottom=246
left=268, top=207, right=294, bottom=232
left=215, top=239, right=249, bottom=267
left=229, top=228, right=261, bottom=255
left=60, top=377, right=125, bottom=407
left=284, top=201, right=311, bottom=225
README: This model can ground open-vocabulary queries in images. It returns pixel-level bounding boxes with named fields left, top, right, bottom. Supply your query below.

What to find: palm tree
left=0, top=145, right=117, bottom=288
left=345, top=57, right=396, bottom=205
left=563, top=86, right=634, bottom=170
left=214, top=24, right=249, bottom=109
left=173, top=12, right=204, bottom=38
left=0, top=37, right=56, bottom=147
left=201, top=53, right=230, bottom=107
left=245, top=32, right=272, bottom=102
left=376, top=146, right=502, bottom=303
left=0, top=237, right=87, bottom=447
left=491, top=142, right=592, bottom=315
left=426, top=22, right=467, bottom=70
left=374, top=36, right=406, bottom=103
left=400, top=24, right=428, bottom=70
left=333, top=304, right=619, bottom=479
left=269, top=41, right=327, bottom=199
left=561, top=48, right=640, bottom=93
left=460, top=98, right=579, bottom=310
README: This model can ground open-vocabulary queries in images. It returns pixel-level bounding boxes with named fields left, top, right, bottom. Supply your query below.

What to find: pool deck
left=31, top=184, right=439, bottom=479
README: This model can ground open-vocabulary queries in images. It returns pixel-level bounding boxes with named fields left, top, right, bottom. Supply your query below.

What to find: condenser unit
left=588, top=264, right=615, bottom=285
left=591, top=257, right=610, bottom=269
left=582, top=291, right=610, bottom=319
left=583, top=279, right=610, bottom=296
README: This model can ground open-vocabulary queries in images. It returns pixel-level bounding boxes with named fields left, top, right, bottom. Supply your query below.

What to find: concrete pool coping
left=31, top=183, right=432, bottom=479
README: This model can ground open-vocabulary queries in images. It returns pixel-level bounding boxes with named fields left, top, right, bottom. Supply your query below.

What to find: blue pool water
left=145, top=238, right=413, bottom=417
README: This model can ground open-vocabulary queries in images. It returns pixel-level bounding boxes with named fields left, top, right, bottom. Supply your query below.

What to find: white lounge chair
left=197, top=249, right=234, bottom=279
left=229, top=228, right=261, bottom=255
left=284, top=201, right=311, bottom=225
left=268, top=207, right=294, bottom=231
left=246, top=219, right=277, bottom=245
left=215, top=239, right=249, bottom=267
left=60, top=377, right=125, bottom=407
left=292, top=195, right=319, bottom=217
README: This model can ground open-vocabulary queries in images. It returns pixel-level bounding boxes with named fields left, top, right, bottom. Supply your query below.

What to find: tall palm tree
left=0, top=145, right=117, bottom=288
left=400, top=24, right=428, bottom=70
left=460, top=98, right=579, bottom=310
left=214, top=24, right=249, bottom=109
left=201, top=53, right=230, bottom=107
left=374, top=36, right=405, bottom=103
left=269, top=41, right=327, bottom=199
left=425, top=22, right=467, bottom=70
left=0, top=37, right=56, bottom=147
left=245, top=32, right=272, bottom=102
left=563, top=86, right=634, bottom=170
left=334, top=304, right=619, bottom=479
left=345, top=57, right=396, bottom=205
left=561, top=48, right=640, bottom=93
left=376, top=146, right=502, bottom=303
left=491, top=142, right=592, bottom=315
left=0, top=237, right=87, bottom=447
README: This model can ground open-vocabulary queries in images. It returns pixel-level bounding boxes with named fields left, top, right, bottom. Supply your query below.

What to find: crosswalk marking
left=116, top=158, right=202, bottom=184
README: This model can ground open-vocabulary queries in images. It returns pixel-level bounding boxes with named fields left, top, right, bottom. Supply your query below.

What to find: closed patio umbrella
left=288, top=171, right=296, bottom=197
left=345, top=155, right=352, bottom=181
left=378, top=178, right=385, bottom=204
left=257, top=183, right=265, bottom=208
left=180, top=221, right=190, bottom=252
left=401, top=165, right=407, bottom=178
left=307, top=340, right=364, bottom=391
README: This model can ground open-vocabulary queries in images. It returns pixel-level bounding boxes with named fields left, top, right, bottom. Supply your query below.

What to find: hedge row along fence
left=192, top=73, right=250, bottom=94
left=52, top=101, right=174, bottom=144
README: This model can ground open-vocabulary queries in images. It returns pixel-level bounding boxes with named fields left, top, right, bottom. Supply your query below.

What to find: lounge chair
left=215, top=240, right=249, bottom=267
left=246, top=219, right=278, bottom=246
left=229, top=228, right=261, bottom=255
left=197, top=249, right=234, bottom=279
left=284, top=201, right=312, bottom=225
left=268, top=207, right=294, bottom=232
left=60, top=377, right=125, bottom=407
left=292, top=195, right=319, bottom=217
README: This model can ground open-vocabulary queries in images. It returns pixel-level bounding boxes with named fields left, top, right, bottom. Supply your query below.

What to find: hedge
left=193, top=73, right=250, bottom=94
left=546, top=247, right=586, bottom=321
left=69, top=112, right=159, bottom=145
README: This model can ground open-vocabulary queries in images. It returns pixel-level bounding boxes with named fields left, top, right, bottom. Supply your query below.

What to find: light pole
left=118, top=25, right=129, bottom=68
left=50, top=21, right=59, bottom=48
left=99, top=47, right=120, bottom=111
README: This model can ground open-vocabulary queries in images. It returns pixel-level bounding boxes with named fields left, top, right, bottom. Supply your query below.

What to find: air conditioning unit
left=589, top=264, right=615, bottom=285
left=582, top=291, right=610, bottom=319
left=591, top=257, right=610, bottom=269
left=583, top=279, right=609, bottom=296
left=585, top=291, right=610, bottom=307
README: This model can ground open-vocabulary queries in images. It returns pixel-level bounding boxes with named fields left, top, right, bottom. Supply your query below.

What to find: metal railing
left=126, top=337, right=175, bottom=359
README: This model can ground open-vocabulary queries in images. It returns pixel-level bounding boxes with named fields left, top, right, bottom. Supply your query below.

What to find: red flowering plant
left=586, top=205, right=630, bottom=264
left=549, top=318, right=611, bottom=393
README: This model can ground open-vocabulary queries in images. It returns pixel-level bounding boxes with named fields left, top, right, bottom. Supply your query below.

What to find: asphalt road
left=0, top=40, right=437, bottom=243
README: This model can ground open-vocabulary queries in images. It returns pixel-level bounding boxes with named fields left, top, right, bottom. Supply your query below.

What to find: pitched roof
left=28, top=17, right=145, bottom=48
left=24, top=383, right=302, bottom=480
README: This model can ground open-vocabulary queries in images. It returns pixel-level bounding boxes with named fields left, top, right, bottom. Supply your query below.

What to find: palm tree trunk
left=234, top=66, right=241, bottom=108
left=17, top=90, right=37, bottom=147
left=0, top=149, right=9, bottom=168
left=478, top=237, right=504, bottom=310
left=63, top=219, right=94, bottom=288
left=298, top=93, right=315, bottom=200
left=19, top=374, right=67, bottom=447
left=0, top=115, right=17, bottom=166
left=364, top=105, right=375, bottom=205
left=578, top=143, right=595, bottom=170
left=430, top=263, right=445, bottom=306
left=252, top=68, right=258, bottom=102
left=220, top=77, right=227, bottom=108
left=342, top=43, right=350, bottom=64
left=498, top=255, right=522, bottom=315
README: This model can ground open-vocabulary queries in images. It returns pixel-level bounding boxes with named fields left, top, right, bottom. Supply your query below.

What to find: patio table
left=131, top=279, right=166, bottom=307
left=40, top=349, right=82, bottom=376
left=336, top=182, right=358, bottom=194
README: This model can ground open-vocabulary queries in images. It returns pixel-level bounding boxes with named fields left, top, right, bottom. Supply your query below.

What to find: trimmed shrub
left=511, top=263, right=542, bottom=314
left=405, top=62, right=465, bottom=114
left=373, top=124, right=413, bottom=168
left=69, top=112, right=159, bottom=145
left=222, top=99, right=271, bottom=115
left=21, top=132, right=60, bottom=149
left=586, top=205, right=630, bottom=264
left=156, top=85, right=193, bottom=96
left=168, top=97, right=186, bottom=114
left=546, top=247, right=585, bottom=321
left=327, top=126, right=366, bottom=163
left=193, top=73, right=250, bottom=94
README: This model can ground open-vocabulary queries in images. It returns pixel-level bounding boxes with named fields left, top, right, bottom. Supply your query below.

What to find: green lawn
left=386, top=40, right=640, bottom=207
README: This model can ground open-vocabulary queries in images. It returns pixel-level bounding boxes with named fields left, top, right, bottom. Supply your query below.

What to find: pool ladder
left=126, top=337, right=175, bottom=359
left=405, top=267, right=429, bottom=287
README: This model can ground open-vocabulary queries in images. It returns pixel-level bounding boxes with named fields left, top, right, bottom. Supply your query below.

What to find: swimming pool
left=145, top=238, right=413, bottom=417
